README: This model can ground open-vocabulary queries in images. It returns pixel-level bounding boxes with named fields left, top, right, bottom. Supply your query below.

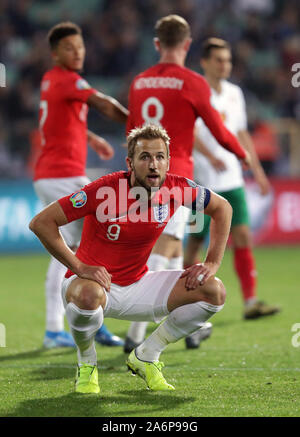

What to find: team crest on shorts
left=70, top=191, right=87, bottom=208
left=153, top=204, right=169, bottom=223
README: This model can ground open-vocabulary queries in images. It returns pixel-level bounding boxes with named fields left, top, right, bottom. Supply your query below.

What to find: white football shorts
left=162, top=206, right=191, bottom=240
left=61, top=269, right=184, bottom=323
left=34, top=176, right=90, bottom=247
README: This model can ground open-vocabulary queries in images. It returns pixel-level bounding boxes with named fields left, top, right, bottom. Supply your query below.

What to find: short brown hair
left=201, top=37, right=231, bottom=59
left=155, top=15, right=191, bottom=48
left=48, top=22, right=82, bottom=50
left=127, top=124, right=170, bottom=159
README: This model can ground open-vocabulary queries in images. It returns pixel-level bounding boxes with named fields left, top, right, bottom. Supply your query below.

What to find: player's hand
left=89, top=134, right=115, bottom=160
left=241, top=150, right=251, bottom=170
left=210, top=156, right=226, bottom=172
left=180, top=262, right=219, bottom=289
left=255, top=171, right=271, bottom=196
left=76, top=263, right=112, bottom=292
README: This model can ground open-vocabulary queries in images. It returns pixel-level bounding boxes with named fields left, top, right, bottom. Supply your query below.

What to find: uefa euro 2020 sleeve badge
left=70, top=191, right=87, bottom=208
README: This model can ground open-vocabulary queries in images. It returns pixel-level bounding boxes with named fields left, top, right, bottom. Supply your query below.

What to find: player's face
left=127, top=138, right=170, bottom=195
left=202, top=48, right=232, bottom=80
left=53, top=34, right=85, bottom=71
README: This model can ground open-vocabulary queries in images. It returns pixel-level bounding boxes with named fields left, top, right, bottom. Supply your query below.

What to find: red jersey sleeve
left=60, top=74, right=97, bottom=103
left=58, top=181, right=98, bottom=223
left=188, top=76, right=246, bottom=160
left=166, top=174, right=211, bottom=210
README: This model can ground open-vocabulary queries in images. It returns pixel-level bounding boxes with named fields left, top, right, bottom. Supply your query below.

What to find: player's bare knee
left=200, top=277, right=226, bottom=306
left=76, top=283, right=105, bottom=310
left=215, top=278, right=226, bottom=306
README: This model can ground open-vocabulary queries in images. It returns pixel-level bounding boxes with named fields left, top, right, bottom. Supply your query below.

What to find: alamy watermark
left=0, top=323, right=6, bottom=347
left=291, top=63, right=300, bottom=88
left=0, top=63, right=6, bottom=88
left=291, top=323, right=300, bottom=348
left=71, top=180, right=205, bottom=234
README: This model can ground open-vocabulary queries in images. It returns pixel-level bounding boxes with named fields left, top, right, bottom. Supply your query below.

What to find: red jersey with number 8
left=127, top=63, right=246, bottom=179
left=34, top=66, right=97, bottom=181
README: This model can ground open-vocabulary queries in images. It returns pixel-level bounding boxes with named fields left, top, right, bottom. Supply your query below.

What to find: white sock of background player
left=45, top=256, right=67, bottom=332
left=167, top=256, right=183, bottom=270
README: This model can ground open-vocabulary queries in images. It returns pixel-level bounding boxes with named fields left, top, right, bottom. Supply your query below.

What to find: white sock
left=126, top=253, right=169, bottom=343
left=127, top=322, right=148, bottom=343
left=65, top=302, right=103, bottom=366
left=45, top=257, right=67, bottom=332
left=168, top=256, right=183, bottom=270
left=245, top=297, right=258, bottom=307
left=136, top=301, right=223, bottom=362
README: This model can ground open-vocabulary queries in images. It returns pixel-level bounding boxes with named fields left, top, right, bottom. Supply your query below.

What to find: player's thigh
left=217, top=187, right=251, bottom=247
left=219, top=187, right=250, bottom=228
left=167, top=276, right=225, bottom=311
left=231, top=224, right=252, bottom=247
left=151, top=233, right=182, bottom=258
left=188, top=211, right=211, bottom=240
left=184, top=233, right=203, bottom=265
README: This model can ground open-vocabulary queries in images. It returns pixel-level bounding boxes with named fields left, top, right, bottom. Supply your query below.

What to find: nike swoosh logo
left=108, top=214, right=128, bottom=222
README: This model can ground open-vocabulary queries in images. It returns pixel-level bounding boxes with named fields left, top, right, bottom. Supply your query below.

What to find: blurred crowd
left=1, top=0, right=300, bottom=178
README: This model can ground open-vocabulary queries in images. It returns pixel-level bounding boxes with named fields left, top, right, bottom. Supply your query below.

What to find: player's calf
left=134, top=278, right=226, bottom=367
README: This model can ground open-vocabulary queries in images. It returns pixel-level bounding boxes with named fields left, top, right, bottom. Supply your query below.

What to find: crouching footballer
left=29, top=124, right=232, bottom=394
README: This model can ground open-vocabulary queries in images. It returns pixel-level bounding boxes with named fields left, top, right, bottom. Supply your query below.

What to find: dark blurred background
left=1, top=0, right=300, bottom=178
left=1, top=0, right=300, bottom=251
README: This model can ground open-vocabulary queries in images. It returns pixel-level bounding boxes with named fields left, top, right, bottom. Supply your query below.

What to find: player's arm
left=29, top=202, right=112, bottom=290
left=87, top=130, right=114, bottom=160
left=126, top=82, right=135, bottom=134
left=194, top=126, right=226, bottom=172
left=196, top=80, right=251, bottom=167
left=182, top=190, right=232, bottom=289
left=87, top=92, right=129, bottom=124
left=237, top=129, right=271, bottom=195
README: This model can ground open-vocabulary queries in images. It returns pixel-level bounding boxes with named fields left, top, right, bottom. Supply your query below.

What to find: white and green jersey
left=193, top=80, right=247, bottom=192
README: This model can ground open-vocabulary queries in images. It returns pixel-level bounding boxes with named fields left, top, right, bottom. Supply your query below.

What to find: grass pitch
left=0, top=247, right=299, bottom=417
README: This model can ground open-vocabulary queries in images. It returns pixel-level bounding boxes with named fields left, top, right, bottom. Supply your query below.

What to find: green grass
left=0, top=247, right=299, bottom=417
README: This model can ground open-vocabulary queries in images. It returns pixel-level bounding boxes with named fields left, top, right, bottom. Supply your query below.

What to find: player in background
left=184, top=38, right=280, bottom=340
left=29, top=124, right=232, bottom=394
left=124, top=15, right=250, bottom=353
left=34, top=22, right=128, bottom=348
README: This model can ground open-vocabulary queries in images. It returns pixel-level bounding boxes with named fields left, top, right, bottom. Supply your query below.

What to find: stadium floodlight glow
left=0, top=63, right=6, bottom=88
left=0, top=323, right=6, bottom=347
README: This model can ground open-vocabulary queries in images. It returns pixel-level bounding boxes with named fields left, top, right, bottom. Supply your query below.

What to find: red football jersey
left=127, top=63, right=246, bottom=179
left=58, top=171, right=210, bottom=286
left=34, top=66, right=97, bottom=180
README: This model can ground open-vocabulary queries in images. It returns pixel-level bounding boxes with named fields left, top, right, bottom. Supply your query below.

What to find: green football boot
left=126, top=350, right=175, bottom=391
left=75, top=364, right=100, bottom=394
